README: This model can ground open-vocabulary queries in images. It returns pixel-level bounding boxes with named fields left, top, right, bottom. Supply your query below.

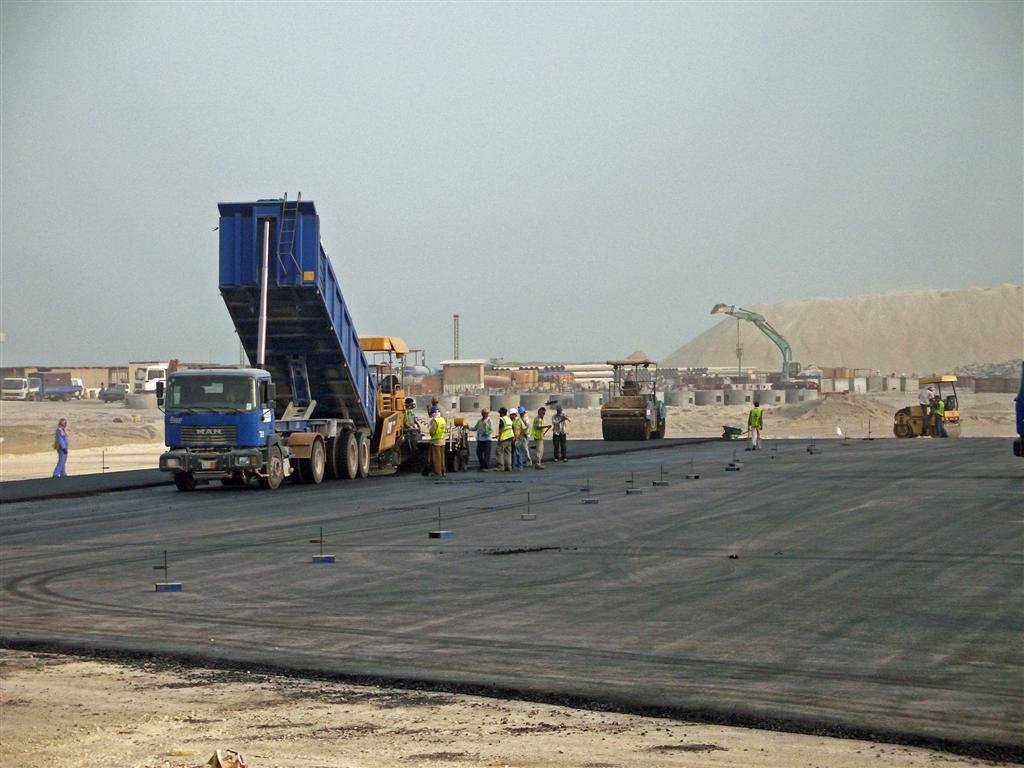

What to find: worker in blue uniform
left=52, top=417, right=69, bottom=477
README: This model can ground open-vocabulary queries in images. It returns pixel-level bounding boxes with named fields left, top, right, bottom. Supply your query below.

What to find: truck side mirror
left=155, top=380, right=164, bottom=406
left=267, top=383, right=276, bottom=405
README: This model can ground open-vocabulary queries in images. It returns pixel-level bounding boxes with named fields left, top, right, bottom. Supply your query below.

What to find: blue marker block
left=582, top=498, right=599, bottom=505
left=429, top=530, right=454, bottom=539
left=155, top=582, right=182, bottom=593
left=652, top=480, right=670, bottom=487
left=626, top=488, right=644, bottom=495
left=312, top=555, right=336, bottom=563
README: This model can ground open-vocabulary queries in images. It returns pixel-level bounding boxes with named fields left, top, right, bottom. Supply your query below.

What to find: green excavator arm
left=711, top=303, right=793, bottom=379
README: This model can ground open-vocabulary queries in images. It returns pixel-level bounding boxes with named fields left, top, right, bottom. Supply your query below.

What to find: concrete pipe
left=756, top=390, right=785, bottom=406
left=460, top=394, right=490, bottom=413
left=489, top=394, right=520, bottom=413
left=785, top=388, right=819, bottom=404
left=664, top=390, right=694, bottom=407
left=694, top=390, right=724, bottom=406
left=519, top=392, right=549, bottom=411
left=724, top=389, right=754, bottom=406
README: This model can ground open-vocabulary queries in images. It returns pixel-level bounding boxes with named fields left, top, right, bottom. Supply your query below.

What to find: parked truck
left=1, top=377, right=39, bottom=400
left=158, top=196, right=465, bottom=490
left=35, top=372, right=84, bottom=401
left=134, top=363, right=169, bottom=393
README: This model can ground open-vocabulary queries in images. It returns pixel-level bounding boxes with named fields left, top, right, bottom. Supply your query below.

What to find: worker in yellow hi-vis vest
left=747, top=400, right=764, bottom=451
left=530, top=407, right=552, bottom=469
left=496, top=407, right=515, bottom=472
left=428, top=406, right=447, bottom=478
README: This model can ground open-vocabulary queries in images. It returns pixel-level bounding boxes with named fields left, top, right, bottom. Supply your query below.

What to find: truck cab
left=135, top=364, right=168, bottom=394
left=2, top=377, right=30, bottom=400
left=158, top=368, right=281, bottom=491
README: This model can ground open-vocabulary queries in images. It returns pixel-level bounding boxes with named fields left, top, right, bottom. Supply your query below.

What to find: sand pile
left=664, top=284, right=1024, bottom=375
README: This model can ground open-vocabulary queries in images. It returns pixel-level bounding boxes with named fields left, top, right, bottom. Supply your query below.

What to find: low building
left=440, top=359, right=486, bottom=394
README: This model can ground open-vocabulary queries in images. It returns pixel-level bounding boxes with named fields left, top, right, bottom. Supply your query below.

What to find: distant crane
left=711, top=303, right=797, bottom=380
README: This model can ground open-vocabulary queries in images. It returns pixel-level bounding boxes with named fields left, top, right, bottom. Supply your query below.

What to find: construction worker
left=428, top=405, right=447, bottom=478
left=747, top=400, right=764, bottom=450
left=514, top=406, right=531, bottom=470
left=551, top=405, right=570, bottom=462
left=530, top=407, right=551, bottom=468
left=496, top=407, right=514, bottom=471
left=473, top=408, right=493, bottom=470
left=52, top=417, right=69, bottom=478
left=918, top=385, right=933, bottom=434
left=510, top=410, right=523, bottom=470
left=403, top=397, right=417, bottom=429
left=933, top=395, right=947, bottom=437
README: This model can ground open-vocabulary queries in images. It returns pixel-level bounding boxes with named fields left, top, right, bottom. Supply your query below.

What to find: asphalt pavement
left=1, top=437, right=1021, bottom=759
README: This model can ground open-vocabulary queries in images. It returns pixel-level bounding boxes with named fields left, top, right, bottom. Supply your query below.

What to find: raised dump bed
left=218, top=199, right=376, bottom=430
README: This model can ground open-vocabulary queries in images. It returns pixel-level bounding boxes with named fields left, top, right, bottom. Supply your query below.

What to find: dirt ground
left=0, top=650, right=1008, bottom=768
left=0, top=392, right=1016, bottom=480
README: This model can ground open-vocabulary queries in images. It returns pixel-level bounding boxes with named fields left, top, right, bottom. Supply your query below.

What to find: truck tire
left=324, top=437, right=339, bottom=480
left=292, top=458, right=309, bottom=484
left=306, top=437, right=326, bottom=484
left=259, top=445, right=285, bottom=490
left=174, top=472, right=197, bottom=492
left=356, top=434, right=369, bottom=478
left=338, top=432, right=358, bottom=480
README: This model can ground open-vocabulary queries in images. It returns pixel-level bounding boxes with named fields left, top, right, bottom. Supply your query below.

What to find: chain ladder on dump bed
left=277, top=192, right=302, bottom=277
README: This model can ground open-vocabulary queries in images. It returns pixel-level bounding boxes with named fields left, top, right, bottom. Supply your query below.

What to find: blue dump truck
left=158, top=196, right=468, bottom=491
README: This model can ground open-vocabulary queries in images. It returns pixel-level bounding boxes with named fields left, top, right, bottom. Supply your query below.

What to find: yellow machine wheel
left=893, top=420, right=914, bottom=438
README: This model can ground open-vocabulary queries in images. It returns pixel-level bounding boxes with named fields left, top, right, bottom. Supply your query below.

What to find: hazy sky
left=1, top=1, right=1021, bottom=367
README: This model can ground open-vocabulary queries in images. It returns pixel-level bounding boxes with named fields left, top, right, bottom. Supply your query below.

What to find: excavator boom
left=711, top=303, right=794, bottom=379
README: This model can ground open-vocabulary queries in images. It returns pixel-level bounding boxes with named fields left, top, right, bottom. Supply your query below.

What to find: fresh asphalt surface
left=1, top=437, right=1021, bottom=759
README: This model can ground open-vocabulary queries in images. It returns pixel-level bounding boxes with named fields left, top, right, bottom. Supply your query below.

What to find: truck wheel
left=292, top=457, right=309, bottom=484
left=308, top=437, right=326, bottom=484
left=893, top=421, right=912, bottom=438
left=356, top=434, right=369, bottom=478
left=259, top=445, right=285, bottom=490
left=324, top=437, right=339, bottom=479
left=339, top=432, right=358, bottom=479
left=174, top=472, right=197, bottom=492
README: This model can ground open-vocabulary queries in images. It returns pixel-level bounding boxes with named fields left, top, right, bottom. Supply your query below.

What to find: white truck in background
left=134, top=363, right=169, bottom=394
left=2, top=377, right=40, bottom=400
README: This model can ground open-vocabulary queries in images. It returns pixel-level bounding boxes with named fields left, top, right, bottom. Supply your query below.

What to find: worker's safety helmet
left=430, top=406, right=440, bottom=413
left=518, top=406, right=526, bottom=413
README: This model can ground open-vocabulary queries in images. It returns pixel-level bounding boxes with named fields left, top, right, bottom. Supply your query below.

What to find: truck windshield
left=167, top=376, right=256, bottom=412
left=2, top=378, right=25, bottom=388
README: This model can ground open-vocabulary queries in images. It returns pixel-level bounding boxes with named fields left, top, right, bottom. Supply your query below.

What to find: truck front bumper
left=159, top=448, right=263, bottom=476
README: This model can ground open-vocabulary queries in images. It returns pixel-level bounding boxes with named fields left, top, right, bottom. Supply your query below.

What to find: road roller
left=893, top=374, right=962, bottom=438
left=600, top=359, right=667, bottom=440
